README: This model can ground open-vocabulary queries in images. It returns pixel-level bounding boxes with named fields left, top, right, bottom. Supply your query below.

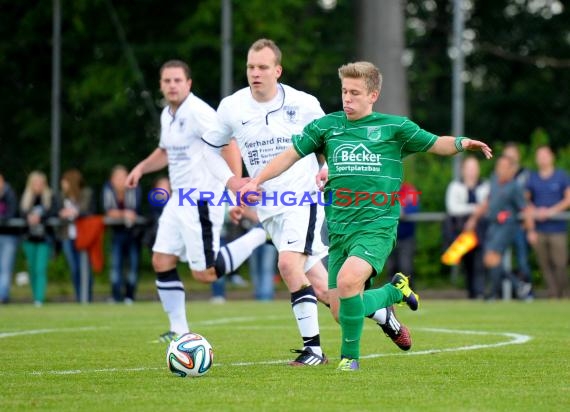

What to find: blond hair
left=338, top=61, right=382, bottom=94
left=249, top=38, right=282, bottom=65
left=20, top=171, right=52, bottom=211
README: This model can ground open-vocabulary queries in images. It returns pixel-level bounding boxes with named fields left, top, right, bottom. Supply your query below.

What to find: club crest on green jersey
left=367, top=126, right=382, bottom=141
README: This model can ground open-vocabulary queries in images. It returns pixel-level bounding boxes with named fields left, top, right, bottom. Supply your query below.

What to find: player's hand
left=463, top=139, right=493, bottom=159
left=315, top=168, right=328, bottom=191
left=239, top=179, right=261, bottom=204
left=229, top=206, right=244, bottom=224
left=226, top=176, right=251, bottom=194
left=125, top=167, right=142, bottom=188
left=192, top=269, right=217, bottom=283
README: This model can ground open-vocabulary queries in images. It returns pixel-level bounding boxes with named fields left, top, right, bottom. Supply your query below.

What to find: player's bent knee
left=192, top=267, right=217, bottom=283
left=277, top=259, right=297, bottom=278
left=330, top=306, right=340, bottom=323
left=337, top=276, right=359, bottom=293
left=329, top=301, right=340, bottom=322
left=313, top=287, right=329, bottom=305
left=152, top=253, right=177, bottom=273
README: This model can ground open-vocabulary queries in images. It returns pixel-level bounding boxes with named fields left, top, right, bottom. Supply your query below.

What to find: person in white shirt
left=445, top=156, right=489, bottom=299
left=203, top=39, right=411, bottom=365
left=126, top=60, right=266, bottom=342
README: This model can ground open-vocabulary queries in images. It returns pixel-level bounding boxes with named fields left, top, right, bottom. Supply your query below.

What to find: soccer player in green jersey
left=240, top=61, right=492, bottom=371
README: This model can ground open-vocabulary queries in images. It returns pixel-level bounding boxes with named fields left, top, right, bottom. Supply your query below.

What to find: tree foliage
left=1, top=1, right=568, bottom=192
left=0, top=0, right=354, bottom=193
left=405, top=0, right=569, bottom=145
left=1, top=0, right=567, bottom=283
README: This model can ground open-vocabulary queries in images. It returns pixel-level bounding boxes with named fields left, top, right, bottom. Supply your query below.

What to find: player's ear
left=369, top=90, right=379, bottom=104
left=187, top=78, right=193, bottom=90
left=275, top=65, right=283, bottom=80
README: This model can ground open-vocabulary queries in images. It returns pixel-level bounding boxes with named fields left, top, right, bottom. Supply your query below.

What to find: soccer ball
left=166, top=333, right=214, bottom=377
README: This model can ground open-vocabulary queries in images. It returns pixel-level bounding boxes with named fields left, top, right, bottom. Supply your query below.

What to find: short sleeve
left=292, top=119, right=325, bottom=158
left=202, top=99, right=234, bottom=148
left=399, top=119, right=438, bottom=157
left=300, top=95, right=325, bottom=125
left=190, top=102, right=217, bottom=138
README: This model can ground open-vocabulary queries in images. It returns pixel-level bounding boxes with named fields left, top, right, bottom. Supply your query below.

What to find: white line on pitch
left=0, top=326, right=105, bottom=339
left=18, top=327, right=531, bottom=375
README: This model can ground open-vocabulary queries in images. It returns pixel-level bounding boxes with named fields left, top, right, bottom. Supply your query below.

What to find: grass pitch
left=0, top=299, right=568, bottom=411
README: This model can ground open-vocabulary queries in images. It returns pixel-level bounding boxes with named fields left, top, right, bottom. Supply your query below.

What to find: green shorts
left=327, top=225, right=397, bottom=289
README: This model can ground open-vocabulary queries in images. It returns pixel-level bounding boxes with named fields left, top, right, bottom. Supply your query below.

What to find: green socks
left=362, top=284, right=403, bottom=316
left=339, top=285, right=404, bottom=360
left=339, top=294, right=365, bottom=359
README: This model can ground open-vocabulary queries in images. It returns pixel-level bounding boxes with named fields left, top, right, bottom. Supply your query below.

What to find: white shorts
left=153, top=196, right=224, bottom=271
left=261, top=203, right=328, bottom=273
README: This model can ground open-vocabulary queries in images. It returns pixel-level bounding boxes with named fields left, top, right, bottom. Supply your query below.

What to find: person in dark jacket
left=0, top=172, right=20, bottom=303
left=102, top=165, right=142, bottom=303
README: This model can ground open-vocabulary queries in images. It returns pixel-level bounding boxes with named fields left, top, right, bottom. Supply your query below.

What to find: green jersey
left=292, top=111, right=437, bottom=234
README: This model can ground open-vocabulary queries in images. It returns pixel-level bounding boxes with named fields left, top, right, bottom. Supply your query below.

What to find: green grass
left=0, top=299, right=568, bottom=412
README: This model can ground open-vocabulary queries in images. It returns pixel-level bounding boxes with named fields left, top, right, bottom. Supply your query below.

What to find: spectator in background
left=445, top=156, right=489, bottom=299
left=386, top=182, right=420, bottom=288
left=525, top=145, right=570, bottom=299
left=502, top=142, right=533, bottom=296
left=20, top=171, right=56, bottom=306
left=0, top=173, right=20, bottom=303
left=465, top=156, right=530, bottom=300
left=58, top=169, right=95, bottom=302
left=103, top=165, right=143, bottom=304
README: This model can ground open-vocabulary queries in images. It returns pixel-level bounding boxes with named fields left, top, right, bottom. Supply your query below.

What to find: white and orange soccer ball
left=166, top=333, right=213, bottom=377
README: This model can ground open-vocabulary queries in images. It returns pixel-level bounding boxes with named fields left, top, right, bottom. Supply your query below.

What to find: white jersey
left=159, top=93, right=224, bottom=196
left=203, top=84, right=325, bottom=221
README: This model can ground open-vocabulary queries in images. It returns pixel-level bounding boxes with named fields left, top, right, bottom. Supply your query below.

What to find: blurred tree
left=405, top=0, right=569, bottom=145
left=356, top=0, right=409, bottom=116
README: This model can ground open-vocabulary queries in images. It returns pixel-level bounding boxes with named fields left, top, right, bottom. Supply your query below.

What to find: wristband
left=455, top=136, right=466, bottom=152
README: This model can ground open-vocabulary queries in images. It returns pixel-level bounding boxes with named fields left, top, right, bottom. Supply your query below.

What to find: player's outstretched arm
left=203, top=144, right=250, bottom=194
left=259, top=146, right=301, bottom=184
left=221, top=139, right=243, bottom=178
left=239, top=146, right=301, bottom=202
left=126, top=148, right=168, bottom=188
left=428, top=136, right=493, bottom=159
